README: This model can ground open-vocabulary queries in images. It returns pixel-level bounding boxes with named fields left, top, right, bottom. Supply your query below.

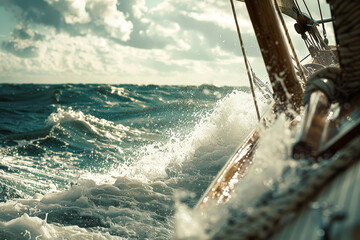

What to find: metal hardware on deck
left=193, top=0, right=360, bottom=238
left=292, top=90, right=330, bottom=159
left=318, top=95, right=360, bottom=157
left=316, top=18, right=334, bottom=24
left=292, top=0, right=338, bottom=66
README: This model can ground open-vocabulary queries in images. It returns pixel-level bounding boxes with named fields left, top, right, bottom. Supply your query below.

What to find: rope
left=274, top=0, right=307, bottom=85
left=294, top=0, right=334, bottom=65
left=211, top=136, right=360, bottom=240
left=302, top=67, right=341, bottom=105
left=230, top=0, right=261, bottom=121
left=205, top=1, right=360, bottom=239
left=327, top=0, right=360, bottom=96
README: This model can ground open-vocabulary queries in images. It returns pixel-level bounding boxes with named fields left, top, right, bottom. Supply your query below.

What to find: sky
left=0, top=0, right=333, bottom=86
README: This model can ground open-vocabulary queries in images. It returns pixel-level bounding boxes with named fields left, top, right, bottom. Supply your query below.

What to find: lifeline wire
left=230, top=0, right=261, bottom=121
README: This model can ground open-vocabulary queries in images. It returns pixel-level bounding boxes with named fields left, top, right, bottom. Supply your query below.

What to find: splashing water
left=0, top=84, right=270, bottom=239
left=174, top=112, right=303, bottom=239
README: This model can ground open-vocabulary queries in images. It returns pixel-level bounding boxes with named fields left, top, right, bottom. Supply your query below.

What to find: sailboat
left=179, top=0, right=360, bottom=239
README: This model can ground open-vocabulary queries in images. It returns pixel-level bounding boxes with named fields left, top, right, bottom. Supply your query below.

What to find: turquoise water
left=0, top=84, right=260, bottom=239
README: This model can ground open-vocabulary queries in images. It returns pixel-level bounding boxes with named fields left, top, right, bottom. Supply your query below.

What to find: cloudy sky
left=0, top=0, right=332, bottom=85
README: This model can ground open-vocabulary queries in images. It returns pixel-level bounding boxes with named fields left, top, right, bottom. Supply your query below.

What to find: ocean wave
left=0, top=83, right=259, bottom=239
left=0, top=213, right=120, bottom=240
left=174, top=113, right=302, bottom=239
left=121, top=90, right=266, bottom=189
left=0, top=85, right=58, bottom=103
left=47, top=107, right=132, bottom=141
left=0, top=178, right=174, bottom=239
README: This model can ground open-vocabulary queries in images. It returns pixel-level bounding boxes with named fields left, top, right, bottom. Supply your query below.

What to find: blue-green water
left=0, top=84, right=259, bottom=239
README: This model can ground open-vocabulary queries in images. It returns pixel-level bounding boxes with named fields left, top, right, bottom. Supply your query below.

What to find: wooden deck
left=273, top=159, right=360, bottom=240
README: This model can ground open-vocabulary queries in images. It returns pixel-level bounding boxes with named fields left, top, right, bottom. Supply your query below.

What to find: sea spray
left=174, top=112, right=304, bottom=239
left=0, top=84, right=266, bottom=239
left=124, top=90, right=263, bottom=183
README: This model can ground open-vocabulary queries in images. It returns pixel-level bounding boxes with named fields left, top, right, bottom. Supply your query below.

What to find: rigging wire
left=302, top=0, right=314, bottom=21
left=274, top=0, right=307, bottom=85
left=294, top=0, right=303, bottom=17
left=300, top=53, right=311, bottom=63
left=295, top=0, right=329, bottom=52
left=248, top=60, right=273, bottom=99
left=317, top=0, right=327, bottom=43
left=230, top=0, right=261, bottom=121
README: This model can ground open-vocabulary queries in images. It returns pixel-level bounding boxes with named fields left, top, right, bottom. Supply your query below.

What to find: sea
left=0, top=84, right=269, bottom=239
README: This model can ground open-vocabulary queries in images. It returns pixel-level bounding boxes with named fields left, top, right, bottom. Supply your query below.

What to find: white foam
left=46, top=107, right=136, bottom=142
left=175, top=112, right=301, bottom=238
left=229, top=113, right=299, bottom=206
left=0, top=177, right=174, bottom=239
left=120, top=90, right=266, bottom=182
left=0, top=213, right=119, bottom=239
left=0, top=88, right=273, bottom=239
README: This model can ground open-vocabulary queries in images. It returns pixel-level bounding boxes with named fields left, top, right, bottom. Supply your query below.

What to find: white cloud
left=87, top=0, right=132, bottom=40
left=129, top=0, right=147, bottom=19
left=46, top=0, right=90, bottom=24
left=0, top=0, right=333, bottom=85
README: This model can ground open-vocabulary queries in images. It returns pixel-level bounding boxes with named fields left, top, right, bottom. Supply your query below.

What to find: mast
left=245, top=0, right=303, bottom=110
left=197, top=0, right=306, bottom=209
